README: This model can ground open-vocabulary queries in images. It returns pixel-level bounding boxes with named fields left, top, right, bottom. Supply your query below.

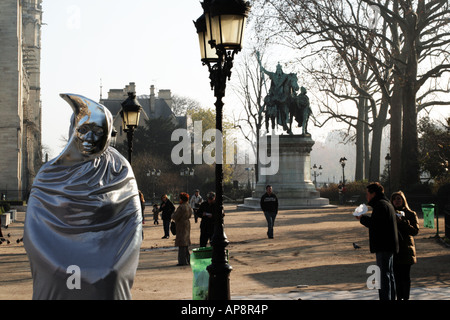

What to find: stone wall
left=0, top=0, right=42, bottom=199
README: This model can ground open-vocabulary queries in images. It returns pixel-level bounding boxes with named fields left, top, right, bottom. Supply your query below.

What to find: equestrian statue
left=256, top=51, right=312, bottom=136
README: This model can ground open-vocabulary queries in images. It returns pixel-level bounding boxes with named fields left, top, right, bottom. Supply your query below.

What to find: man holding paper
left=197, top=192, right=217, bottom=247
left=355, top=182, right=399, bottom=300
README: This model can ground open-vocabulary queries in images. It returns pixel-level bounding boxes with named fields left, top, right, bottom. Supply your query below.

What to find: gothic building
left=100, top=82, right=188, bottom=146
left=0, top=0, right=43, bottom=200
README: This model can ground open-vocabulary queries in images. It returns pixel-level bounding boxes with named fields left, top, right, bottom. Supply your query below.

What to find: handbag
left=170, top=220, right=176, bottom=235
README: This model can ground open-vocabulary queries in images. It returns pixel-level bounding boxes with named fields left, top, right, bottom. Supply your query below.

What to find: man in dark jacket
left=357, top=182, right=399, bottom=300
left=260, top=185, right=279, bottom=239
left=196, top=191, right=217, bottom=247
left=159, top=194, right=175, bottom=239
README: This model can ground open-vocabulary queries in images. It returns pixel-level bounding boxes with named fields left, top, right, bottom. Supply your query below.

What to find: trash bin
left=190, top=247, right=213, bottom=300
left=422, top=204, right=435, bottom=229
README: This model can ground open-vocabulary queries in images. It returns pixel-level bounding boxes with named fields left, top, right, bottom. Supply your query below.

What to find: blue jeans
left=376, top=251, right=396, bottom=300
left=263, top=211, right=277, bottom=238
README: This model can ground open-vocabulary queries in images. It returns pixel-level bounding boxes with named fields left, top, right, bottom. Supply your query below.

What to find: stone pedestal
left=238, top=134, right=333, bottom=210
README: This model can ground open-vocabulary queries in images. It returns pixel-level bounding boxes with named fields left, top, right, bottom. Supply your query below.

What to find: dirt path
left=0, top=205, right=448, bottom=300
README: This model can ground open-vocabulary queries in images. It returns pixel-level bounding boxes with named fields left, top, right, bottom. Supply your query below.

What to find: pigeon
left=353, top=242, right=361, bottom=249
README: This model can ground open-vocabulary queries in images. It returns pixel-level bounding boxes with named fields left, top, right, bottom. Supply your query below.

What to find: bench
left=346, top=195, right=361, bottom=205
left=1, top=212, right=11, bottom=228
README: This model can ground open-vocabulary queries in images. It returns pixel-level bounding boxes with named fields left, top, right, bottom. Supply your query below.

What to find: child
left=152, top=204, right=159, bottom=225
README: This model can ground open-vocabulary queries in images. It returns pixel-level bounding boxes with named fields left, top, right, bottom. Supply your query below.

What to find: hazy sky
left=40, top=0, right=220, bottom=158
left=39, top=0, right=448, bottom=179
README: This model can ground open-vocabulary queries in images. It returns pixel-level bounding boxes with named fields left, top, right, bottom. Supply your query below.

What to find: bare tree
left=171, top=95, right=202, bottom=116
left=252, top=0, right=450, bottom=189
left=231, top=48, right=267, bottom=182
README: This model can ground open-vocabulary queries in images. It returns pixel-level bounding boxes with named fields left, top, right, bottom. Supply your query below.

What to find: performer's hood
left=52, top=94, right=113, bottom=165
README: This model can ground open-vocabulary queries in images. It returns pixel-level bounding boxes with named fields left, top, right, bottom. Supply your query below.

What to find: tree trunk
left=401, top=75, right=420, bottom=187
left=369, top=99, right=389, bottom=182
left=400, top=18, right=420, bottom=188
left=355, top=97, right=366, bottom=181
left=364, top=103, right=370, bottom=180
left=368, top=120, right=383, bottom=182
left=390, top=81, right=403, bottom=192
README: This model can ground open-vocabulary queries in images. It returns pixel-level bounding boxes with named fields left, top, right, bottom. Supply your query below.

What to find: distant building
left=100, top=82, right=188, bottom=146
left=0, top=0, right=43, bottom=200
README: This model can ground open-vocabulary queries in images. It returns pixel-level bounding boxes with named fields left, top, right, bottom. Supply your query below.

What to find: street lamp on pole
left=339, top=157, right=347, bottom=186
left=147, top=169, right=161, bottom=202
left=180, top=167, right=195, bottom=193
left=120, top=92, right=142, bottom=163
left=385, top=153, right=391, bottom=195
left=194, top=0, right=250, bottom=300
left=312, top=164, right=323, bottom=188
left=245, top=167, right=254, bottom=190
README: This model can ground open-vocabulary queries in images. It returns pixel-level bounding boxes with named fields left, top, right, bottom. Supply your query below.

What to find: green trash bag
left=422, top=204, right=435, bottom=229
left=190, top=247, right=212, bottom=300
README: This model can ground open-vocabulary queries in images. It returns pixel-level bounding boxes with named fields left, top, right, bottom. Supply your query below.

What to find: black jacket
left=260, top=192, right=278, bottom=213
left=360, top=194, right=399, bottom=254
left=159, top=199, right=175, bottom=221
left=196, top=201, right=217, bottom=234
left=395, top=207, right=419, bottom=265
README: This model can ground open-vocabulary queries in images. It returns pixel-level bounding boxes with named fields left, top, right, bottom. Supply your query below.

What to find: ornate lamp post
left=339, top=157, right=347, bottom=186
left=147, top=169, right=161, bottom=202
left=194, top=0, right=250, bottom=300
left=245, top=167, right=254, bottom=190
left=120, top=92, right=142, bottom=163
left=180, top=167, right=195, bottom=193
left=312, top=164, right=323, bottom=188
left=385, top=153, right=391, bottom=195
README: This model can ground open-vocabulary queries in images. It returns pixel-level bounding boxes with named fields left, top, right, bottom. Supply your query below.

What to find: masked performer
left=24, top=94, right=142, bottom=300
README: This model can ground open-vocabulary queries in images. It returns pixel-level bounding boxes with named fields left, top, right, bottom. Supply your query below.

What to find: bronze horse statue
left=259, top=72, right=300, bottom=134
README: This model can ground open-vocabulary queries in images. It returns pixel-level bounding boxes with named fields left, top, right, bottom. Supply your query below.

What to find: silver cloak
left=23, top=94, right=142, bottom=300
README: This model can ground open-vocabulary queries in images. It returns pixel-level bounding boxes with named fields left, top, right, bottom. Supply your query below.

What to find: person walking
left=172, top=192, right=192, bottom=266
left=356, top=182, right=399, bottom=300
left=139, top=190, right=146, bottom=225
left=159, top=194, right=175, bottom=239
left=152, top=204, right=159, bottom=225
left=196, top=192, right=217, bottom=247
left=390, top=191, right=419, bottom=300
left=260, top=185, right=278, bottom=239
left=190, top=189, right=203, bottom=223
left=138, top=190, right=146, bottom=239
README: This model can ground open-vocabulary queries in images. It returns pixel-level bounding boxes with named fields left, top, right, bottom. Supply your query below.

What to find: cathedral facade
left=0, top=0, right=43, bottom=200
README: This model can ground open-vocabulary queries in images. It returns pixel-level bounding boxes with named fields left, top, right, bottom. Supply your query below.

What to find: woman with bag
left=390, top=191, right=419, bottom=300
left=172, top=192, right=193, bottom=266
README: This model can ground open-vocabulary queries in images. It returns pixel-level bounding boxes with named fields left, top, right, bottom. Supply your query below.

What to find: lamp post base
left=207, top=226, right=232, bottom=300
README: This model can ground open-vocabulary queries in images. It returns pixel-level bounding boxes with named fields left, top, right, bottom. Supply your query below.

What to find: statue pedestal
left=238, top=134, right=334, bottom=210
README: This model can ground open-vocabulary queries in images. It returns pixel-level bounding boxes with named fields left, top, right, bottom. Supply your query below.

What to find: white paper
left=353, top=203, right=368, bottom=216
left=396, top=211, right=405, bottom=218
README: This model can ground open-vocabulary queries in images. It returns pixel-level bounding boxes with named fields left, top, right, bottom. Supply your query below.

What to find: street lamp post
left=245, top=167, right=254, bottom=190
left=194, top=0, right=250, bottom=300
left=385, top=153, right=391, bottom=195
left=312, top=164, right=323, bottom=188
left=339, top=157, right=347, bottom=205
left=147, top=169, right=161, bottom=202
left=339, top=157, right=347, bottom=186
left=180, top=167, right=195, bottom=193
left=120, top=92, right=142, bottom=163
